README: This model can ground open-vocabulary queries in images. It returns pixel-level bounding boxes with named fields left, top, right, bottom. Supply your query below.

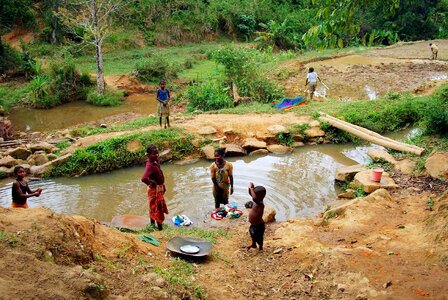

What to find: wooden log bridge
left=318, top=112, right=424, bottom=156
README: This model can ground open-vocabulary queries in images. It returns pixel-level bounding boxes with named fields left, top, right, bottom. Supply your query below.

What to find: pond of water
left=0, top=142, right=389, bottom=226
left=8, top=94, right=157, bottom=132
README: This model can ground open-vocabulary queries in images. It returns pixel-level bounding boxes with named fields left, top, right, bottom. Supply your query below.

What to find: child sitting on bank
left=11, top=166, right=42, bottom=208
left=246, top=182, right=266, bottom=251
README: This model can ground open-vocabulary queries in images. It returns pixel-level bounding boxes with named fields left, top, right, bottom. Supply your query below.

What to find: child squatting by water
left=246, top=182, right=266, bottom=251
left=11, top=165, right=42, bottom=208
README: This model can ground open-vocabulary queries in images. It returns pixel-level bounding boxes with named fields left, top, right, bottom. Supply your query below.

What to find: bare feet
left=246, top=244, right=256, bottom=250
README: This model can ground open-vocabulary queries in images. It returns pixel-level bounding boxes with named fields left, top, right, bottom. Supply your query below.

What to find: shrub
left=212, top=47, right=283, bottom=103
left=0, top=42, right=35, bottom=77
left=339, top=94, right=427, bottom=133
left=423, top=85, right=448, bottom=136
left=86, top=89, right=124, bottom=107
left=186, top=81, right=233, bottom=112
left=30, top=59, right=93, bottom=108
left=135, top=55, right=178, bottom=82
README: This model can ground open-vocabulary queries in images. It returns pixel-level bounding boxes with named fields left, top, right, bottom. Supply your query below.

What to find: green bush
left=49, top=128, right=195, bottom=177
left=339, top=94, right=428, bottom=133
left=423, top=85, right=448, bottom=136
left=212, top=46, right=283, bottom=103
left=86, top=89, right=124, bottom=107
left=135, top=56, right=178, bottom=82
left=186, top=81, right=233, bottom=112
left=0, top=42, right=35, bottom=77
left=30, top=59, right=92, bottom=108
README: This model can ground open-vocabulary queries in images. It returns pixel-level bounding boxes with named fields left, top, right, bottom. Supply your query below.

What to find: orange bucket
left=371, top=167, right=384, bottom=182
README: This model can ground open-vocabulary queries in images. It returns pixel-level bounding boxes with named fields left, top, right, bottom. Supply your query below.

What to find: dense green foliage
left=0, top=41, right=35, bottom=77
left=423, top=85, right=448, bottom=136
left=29, top=59, right=92, bottom=108
left=0, top=0, right=35, bottom=31
left=186, top=81, right=233, bottom=112
left=212, top=47, right=283, bottom=102
left=135, top=55, right=179, bottom=82
left=49, top=128, right=195, bottom=177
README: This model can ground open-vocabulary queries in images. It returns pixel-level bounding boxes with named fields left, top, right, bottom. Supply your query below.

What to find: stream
left=0, top=141, right=400, bottom=226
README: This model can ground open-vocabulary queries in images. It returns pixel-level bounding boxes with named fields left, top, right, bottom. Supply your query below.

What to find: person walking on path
left=141, top=144, right=168, bottom=230
left=156, top=80, right=170, bottom=128
left=210, top=148, right=234, bottom=209
left=305, top=67, right=322, bottom=100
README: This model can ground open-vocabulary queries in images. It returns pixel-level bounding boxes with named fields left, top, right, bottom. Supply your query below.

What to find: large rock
left=111, top=214, right=151, bottom=231
left=263, top=206, right=276, bottom=223
left=225, top=144, right=246, bottom=157
left=248, top=149, right=269, bottom=156
left=368, top=148, right=416, bottom=175
left=202, top=146, right=215, bottom=160
left=6, top=147, right=32, bottom=160
left=425, top=152, right=448, bottom=180
left=0, top=155, right=18, bottom=168
left=29, top=142, right=58, bottom=153
left=267, top=144, right=293, bottom=155
left=159, top=149, right=172, bottom=163
left=267, top=125, right=288, bottom=135
left=305, top=127, right=325, bottom=138
left=335, top=164, right=368, bottom=182
left=255, top=131, right=277, bottom=144
left=29, top=154, right=72, bottom=176
left=242, top=138, right=267, bottom=152
left=198, top=126, right=217, bottom=136
left=27, top=153, right=49, bottom=166
left=367, top=148, right=395, bottom=164
left=353, top=170, right=398, bottom=193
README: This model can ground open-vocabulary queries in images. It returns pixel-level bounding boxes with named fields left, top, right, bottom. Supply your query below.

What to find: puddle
left=8, top=93, right=158, bottom=132
left=430, top=74, right=448, bottom=81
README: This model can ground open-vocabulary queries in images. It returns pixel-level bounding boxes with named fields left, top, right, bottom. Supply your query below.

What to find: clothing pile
left=172, top=215, right=193, bottom=226
left=211, top=203, right=243, bottom=220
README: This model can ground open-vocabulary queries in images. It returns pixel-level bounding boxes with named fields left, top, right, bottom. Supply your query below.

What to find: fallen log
left=320, top=112, right=423, bottom=152
left=318, top=113, right=424, bottom=156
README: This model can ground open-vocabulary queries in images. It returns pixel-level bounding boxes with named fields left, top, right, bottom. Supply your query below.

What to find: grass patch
left=161, top=226, right=230, bottom=245
left=71, top=116, right=159, bottom=137
left=155, top=259, right=207, bottom=299
left=49, top=128, right=194, bottom=177
left=86, top=89, right=124, bottom=107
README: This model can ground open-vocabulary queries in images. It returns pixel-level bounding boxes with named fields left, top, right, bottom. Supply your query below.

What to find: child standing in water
left=156, top=80, right=170, bottom=128
left=246, top=182, right=266, bottom=251
left=141, top=144, right=168, bottom=230
left=11, top=166, right=42, bottom=208
left=210, top=148, right=234, bottom=209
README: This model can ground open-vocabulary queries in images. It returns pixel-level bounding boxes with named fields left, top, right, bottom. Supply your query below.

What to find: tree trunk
left=92, top=0, right=105, bottom=94
left=95, top=39, right=105, bottom=94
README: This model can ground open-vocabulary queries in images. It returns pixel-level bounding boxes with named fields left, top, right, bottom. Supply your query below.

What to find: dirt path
left=196, top=189, right=448, bottom=299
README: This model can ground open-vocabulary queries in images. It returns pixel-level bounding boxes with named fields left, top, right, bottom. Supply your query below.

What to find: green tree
left=58, top=0, right=130, bottom=94
left=303, top=0, right=399, bottom=48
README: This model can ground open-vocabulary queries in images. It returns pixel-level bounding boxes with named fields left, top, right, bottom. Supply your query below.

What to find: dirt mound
left=104, top=75, right=154, bottom=94
left=2, top=28, right=35, bottom=49
left=0, top=207, right=174, bottom=299
left=426, top=191, right=448, bottom=258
